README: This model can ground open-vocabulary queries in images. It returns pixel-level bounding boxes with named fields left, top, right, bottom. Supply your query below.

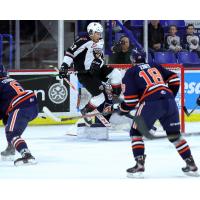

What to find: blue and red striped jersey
left=122, top=63, right=180, bottom=110
left=0, top=77, right=37, bottom=118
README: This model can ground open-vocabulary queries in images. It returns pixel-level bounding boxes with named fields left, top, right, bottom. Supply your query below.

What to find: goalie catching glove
left=59, top=63, right=70, bottom=79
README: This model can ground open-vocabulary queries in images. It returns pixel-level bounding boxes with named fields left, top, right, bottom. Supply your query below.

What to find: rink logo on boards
left=185, top=82, right=200, bottom=94
left=48, top=83, right=68, bottom=104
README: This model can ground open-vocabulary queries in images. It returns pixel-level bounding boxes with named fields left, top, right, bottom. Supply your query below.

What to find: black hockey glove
left=59, top=63, right=69, bottom=79
left=196, top=95, right=200, bottom=106
left=89, top=58, right=102, bottom=75
left=117, top=103, right=130, bottom=116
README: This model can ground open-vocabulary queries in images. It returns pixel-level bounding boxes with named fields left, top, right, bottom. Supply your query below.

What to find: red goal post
left=108, top=63, right=185, bottom=133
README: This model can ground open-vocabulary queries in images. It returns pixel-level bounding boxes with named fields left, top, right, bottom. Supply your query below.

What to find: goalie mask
left=87, top=22, right=103, bottom=36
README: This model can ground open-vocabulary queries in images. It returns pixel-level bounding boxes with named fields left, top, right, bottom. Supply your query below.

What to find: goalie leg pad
left=77, top=123, right=109, bottom=140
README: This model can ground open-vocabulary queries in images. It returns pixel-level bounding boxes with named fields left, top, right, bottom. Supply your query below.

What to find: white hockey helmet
left=87, top=22, right=103, bottom=36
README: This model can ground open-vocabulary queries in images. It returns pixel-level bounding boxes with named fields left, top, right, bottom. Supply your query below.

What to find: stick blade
left=183, top=106, right=189, bottom=116
left=42, top=106, right=61, bottom=122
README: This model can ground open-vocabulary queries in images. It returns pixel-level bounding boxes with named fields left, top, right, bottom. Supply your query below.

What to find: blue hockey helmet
left=130, top=49, right=146, bottom=64
left=0, top=65, right=8, bottom=78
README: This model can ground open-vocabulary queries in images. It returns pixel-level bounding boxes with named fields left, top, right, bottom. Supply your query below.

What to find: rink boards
left=0, top=68, right=199, bottom=125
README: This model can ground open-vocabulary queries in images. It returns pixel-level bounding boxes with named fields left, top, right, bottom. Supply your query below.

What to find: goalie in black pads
left=59, top=22, right=122, bottom=126
left=118, top=50, right=198, bottom=177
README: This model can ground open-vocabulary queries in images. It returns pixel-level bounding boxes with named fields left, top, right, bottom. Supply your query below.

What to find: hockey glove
left=89, top=58, right=102, bottom=75
left=117, top=104, right=130, bottom=116
left=196, top=95, right=200, bottom=106
left=59, top=63, right=69, bottom=79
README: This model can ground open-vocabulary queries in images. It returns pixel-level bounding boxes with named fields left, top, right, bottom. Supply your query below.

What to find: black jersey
left=63, top=35, right=104, bottom=71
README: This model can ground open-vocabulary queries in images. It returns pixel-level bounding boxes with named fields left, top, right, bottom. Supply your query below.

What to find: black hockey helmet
left=0, top=65, right=8, bottom=78
left=130, top=49, right=146, bottom=64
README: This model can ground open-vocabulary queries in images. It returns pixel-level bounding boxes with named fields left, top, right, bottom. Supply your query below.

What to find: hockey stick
left=43, top=105, right=170, bottom=139
left=43, top=106, right=112, bottom=123
left=183, top=105, right=199, bottom=117
left=42, top=107, right=62, bottom=122
left=124, top=113, right=164, bottom=139
left=54, top=68, right=78, bottom=93
left=18, top=74, right=58, bottom=83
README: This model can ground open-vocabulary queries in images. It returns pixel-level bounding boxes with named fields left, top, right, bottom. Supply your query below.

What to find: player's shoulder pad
left=74, top=35, right=90, bottom=43
left=149, top=62, right=162, bottom=69
left=1, top=77, right=15, bottom=84
left=124, top=65, right=136, bottom=76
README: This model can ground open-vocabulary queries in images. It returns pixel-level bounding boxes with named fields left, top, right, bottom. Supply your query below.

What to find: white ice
left=0, top=122, right=200, bottom=179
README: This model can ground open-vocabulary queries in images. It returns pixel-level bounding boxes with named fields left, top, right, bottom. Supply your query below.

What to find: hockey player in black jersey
left=0, top=65, right=38, bottom=166
left=59, top=22, right=122, bottom=125
left=118, top=50, right=198, bottom=177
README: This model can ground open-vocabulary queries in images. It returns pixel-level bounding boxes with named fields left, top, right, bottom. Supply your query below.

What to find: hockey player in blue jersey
left=118, top=50, right=198, bottom=177
left=0, top=65, right=38, bottom=166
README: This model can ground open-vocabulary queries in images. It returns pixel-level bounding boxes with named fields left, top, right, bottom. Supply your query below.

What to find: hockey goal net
left=108, top=63, right=185, bottom=133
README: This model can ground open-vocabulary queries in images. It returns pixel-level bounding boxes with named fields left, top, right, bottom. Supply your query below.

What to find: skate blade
left=14, top=159, right=37, bottom=167
left=183, top=171, right=200, bottom=177
left=1, top=155, right=15, bottom=161
left=127, top=172, right=145, bottom=179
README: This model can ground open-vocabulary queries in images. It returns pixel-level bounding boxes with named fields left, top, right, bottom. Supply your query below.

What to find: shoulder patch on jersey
left=2, top=78, right=15, bottom=84
left=76, top=37, right=89, bottom=42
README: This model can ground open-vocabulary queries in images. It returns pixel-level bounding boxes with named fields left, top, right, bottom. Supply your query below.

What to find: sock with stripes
left=11, top=136, right=30, bottom=156
left=131, top=136, right=145, bottom=158
left=173, top=138, right=192, bottom=160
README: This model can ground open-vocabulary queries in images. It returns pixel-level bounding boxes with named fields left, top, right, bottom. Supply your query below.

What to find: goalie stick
left=42, top=107, right=111, bottom=127
left=43, top=106, right=162, bottom=139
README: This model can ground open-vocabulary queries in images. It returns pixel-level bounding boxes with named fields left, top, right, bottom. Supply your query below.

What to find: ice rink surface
left=0, top=122, right=200, bottom=179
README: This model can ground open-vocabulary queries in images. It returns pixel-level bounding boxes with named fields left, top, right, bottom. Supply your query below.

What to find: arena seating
left=160, top=20, right=185, bottom=28
left=154, top=51, right=177, bottom=64
left=177, top=51, right=200, bottom=64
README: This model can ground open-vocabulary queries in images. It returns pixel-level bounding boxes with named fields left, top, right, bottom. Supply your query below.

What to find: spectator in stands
left=108, top=36, right=133, bottom=64
left=165, top=25, right=183, bottom=52
left=183, top=24, right=200, bottom=56
left=111, top=20, right=122, bottom=32
left=148, top=20, right=164, bottom=52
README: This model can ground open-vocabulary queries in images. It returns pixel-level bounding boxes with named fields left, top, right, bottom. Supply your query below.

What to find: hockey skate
left=1, top=143, right=15, bottom=161
left=127, top=155, right=146, bottom=178
left=14, top=152, right=37, bottom=166
left=182, top=156, right=199, bottom=177
left=80, top=107, right=93, bottom=126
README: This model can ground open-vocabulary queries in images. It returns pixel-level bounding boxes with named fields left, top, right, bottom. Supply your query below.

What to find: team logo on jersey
left=48, top=83, right=68, bottom=104
left=92, top=43, right=97, bottom=48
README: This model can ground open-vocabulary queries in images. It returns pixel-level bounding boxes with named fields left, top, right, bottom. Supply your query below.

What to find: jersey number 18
left=139, top=68, right=164, bottom=86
